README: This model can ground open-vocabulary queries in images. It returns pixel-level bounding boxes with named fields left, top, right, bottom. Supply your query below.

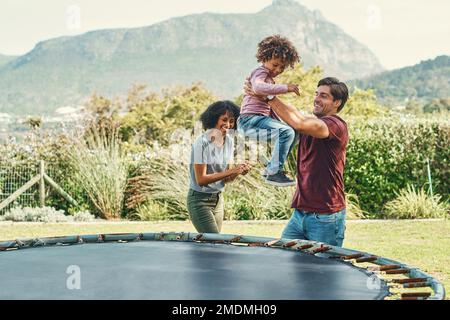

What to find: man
left=246, top=77, right=349, bottom=247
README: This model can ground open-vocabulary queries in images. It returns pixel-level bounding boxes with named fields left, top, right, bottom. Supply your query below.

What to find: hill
left=0, top=0, right=383, bottom=115
left=351, top=55, right=450, bottom=105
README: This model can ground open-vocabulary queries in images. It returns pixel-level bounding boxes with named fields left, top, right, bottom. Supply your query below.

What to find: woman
left=187, top=100, right=251, bottom=233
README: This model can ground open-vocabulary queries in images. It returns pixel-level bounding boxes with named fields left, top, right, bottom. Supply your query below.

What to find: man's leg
left=303, top=210, right=346, bottom=247
left=335, top=210, right=346, bottom=247
left=281, top=209, right=306, bottom=240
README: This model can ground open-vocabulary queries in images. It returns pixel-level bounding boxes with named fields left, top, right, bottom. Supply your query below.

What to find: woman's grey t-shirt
left=189, top=132, right=234, bottom=193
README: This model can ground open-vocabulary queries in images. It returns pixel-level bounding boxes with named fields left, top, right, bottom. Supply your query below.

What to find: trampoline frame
left=0, top=231, right=445, bottom=300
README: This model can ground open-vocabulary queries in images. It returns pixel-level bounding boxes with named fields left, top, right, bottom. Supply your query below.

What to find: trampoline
left=0, top=232, right=445, bottom=300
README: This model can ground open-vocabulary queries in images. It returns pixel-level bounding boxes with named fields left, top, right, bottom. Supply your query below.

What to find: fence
left=0, top=161, right=86, bottom=214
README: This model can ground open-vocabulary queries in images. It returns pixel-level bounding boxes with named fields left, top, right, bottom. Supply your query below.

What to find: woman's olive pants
left=187, top=189, right=224, bottom=233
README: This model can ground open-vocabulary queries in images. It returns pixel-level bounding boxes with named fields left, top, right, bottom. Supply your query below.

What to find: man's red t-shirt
left=291, top=115, right=348, bottom=213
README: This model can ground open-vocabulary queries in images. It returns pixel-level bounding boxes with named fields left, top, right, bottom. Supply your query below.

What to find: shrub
left=119, top=83, right=217, bottom=146
left=0, top=206, right=95, bottom=222
left=345, top=193, right=368, bottom=219
left=344, top=115, right=449, bottom=215
left=0, top=206, right=69, bottom=222
left=72, top=210, right=97, bottom=222
left=129, top=201, right=171, bottom=221
left=126, top=148, right=190, bottom=220
left=383, top=185, right=449, bottom=219
left=225, top=166, right=294, bottom=220
left=67, top=122, right=129, bottom=219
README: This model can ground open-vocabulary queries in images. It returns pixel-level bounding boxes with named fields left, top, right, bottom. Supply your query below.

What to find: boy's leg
left=268, top=122, right=296, bottom=174
left=237, top=115, right=295, bottom=174
left=237, top=115, right=274, bottom=169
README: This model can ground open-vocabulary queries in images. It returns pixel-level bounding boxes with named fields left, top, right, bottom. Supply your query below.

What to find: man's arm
left=269, top=97, right=329, bottom=139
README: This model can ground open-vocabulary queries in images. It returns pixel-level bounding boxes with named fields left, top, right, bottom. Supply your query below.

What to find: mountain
left=0, top=0, right=384, bottom=115
left=351, top=55, right=450, bottom=105
left=0, top=54, right=17, bottom=68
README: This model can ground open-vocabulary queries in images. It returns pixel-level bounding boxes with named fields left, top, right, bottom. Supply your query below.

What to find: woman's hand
left=225, top=163, right=252, bottom=183
left=233, top=163, right=250, bottom=175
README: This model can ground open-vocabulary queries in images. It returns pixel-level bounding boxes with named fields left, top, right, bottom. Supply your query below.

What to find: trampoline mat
left=0, top=241, right=389, bottom=299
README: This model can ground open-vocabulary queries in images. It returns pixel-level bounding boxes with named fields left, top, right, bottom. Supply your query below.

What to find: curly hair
left=200, top=100, right=240, bottom=130
left=256, top=34, right=300, bottom=68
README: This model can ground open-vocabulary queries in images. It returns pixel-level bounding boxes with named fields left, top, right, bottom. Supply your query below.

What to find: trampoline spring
left=356, top=256, right=378, bottom=263
left=248, top=242, right=264, bottom=247
left=385, top=269, right=409, bottom=275
left=379, top=264, right=401, bottom=271
left=340, top=253, right=364, bottom=260
left=403, top=282, right=430, bottom=288
left=176, top=233, right=184, bottom=240
left=392, top=278, right=428, bottom=284
left=401, top=296, right=429, bottom=301
left=265, top=239, right=281, bottom=247
left=282, top=241, right=297, bottom=248
left=33, top=239, right=45, bottom=247
left=229, top=236, right=242, bottom=243
left=401, top=292, right=431, bottom=299
left=193, top=234, right=204, bottom=241
left=312, top=246, right=331, bottom=254
left=368, top=264, right=400, bottom=271
left=297, top=244, right=313, bottom=250
left=15, top=239, right=25, bottom=247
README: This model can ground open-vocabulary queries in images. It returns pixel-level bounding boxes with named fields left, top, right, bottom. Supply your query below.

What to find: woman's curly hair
left=256, top=34, right=300, bottom=68
left=200, top=100, right=240, bottom=130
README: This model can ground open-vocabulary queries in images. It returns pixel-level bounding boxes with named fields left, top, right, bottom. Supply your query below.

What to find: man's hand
left=243, top=77, right=267, bottom=98
left=243, top=77, right=255, bottom=96
left=287, top=84, right=300, bottom=96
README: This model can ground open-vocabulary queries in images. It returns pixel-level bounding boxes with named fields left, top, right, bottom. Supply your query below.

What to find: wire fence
left=0, top=163, right=38, bottom=213
left=0, top=161, right=88, bottom=214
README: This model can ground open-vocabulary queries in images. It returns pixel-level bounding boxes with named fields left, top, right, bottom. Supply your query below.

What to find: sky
left=1, top=0, right=449, bottom=70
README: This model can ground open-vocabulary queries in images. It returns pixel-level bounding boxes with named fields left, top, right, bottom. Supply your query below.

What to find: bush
left=129, top=201, right=172, bottom=221
left=383, top=185, right=449, bottom=219
left=67, top=122, right=129, bottom=219
left=119, top=83, right=217, bottom=146
left=343, top=115, right=449, bottom=216
left=345, top=193, right=368, bottom=219
left=126, top=147, right=191, bottom=221
left=0, top=206, right=96, bottom=222
left=72, top=210, right=97, bottom=222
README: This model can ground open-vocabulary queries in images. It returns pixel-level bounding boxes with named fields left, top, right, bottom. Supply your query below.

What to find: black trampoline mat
left=0, top=241, right=388, bottom=300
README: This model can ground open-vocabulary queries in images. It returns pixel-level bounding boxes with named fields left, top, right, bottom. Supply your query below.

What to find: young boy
left=238, top=34, right=300, bottom=187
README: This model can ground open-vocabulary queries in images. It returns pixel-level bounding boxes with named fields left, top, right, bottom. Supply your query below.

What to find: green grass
left=0, top=219, right=448, bottom=299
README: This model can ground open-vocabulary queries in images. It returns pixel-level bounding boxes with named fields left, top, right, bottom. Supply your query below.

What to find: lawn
left=0, top=219, right=448, bottom=299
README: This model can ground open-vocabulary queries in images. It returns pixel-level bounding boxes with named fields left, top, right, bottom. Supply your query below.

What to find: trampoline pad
left=0, top=241, right=389, bottom=300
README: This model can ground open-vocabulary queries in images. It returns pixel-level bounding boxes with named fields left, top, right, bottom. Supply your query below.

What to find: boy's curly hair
left=256, top=34, right=300, bottom=68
